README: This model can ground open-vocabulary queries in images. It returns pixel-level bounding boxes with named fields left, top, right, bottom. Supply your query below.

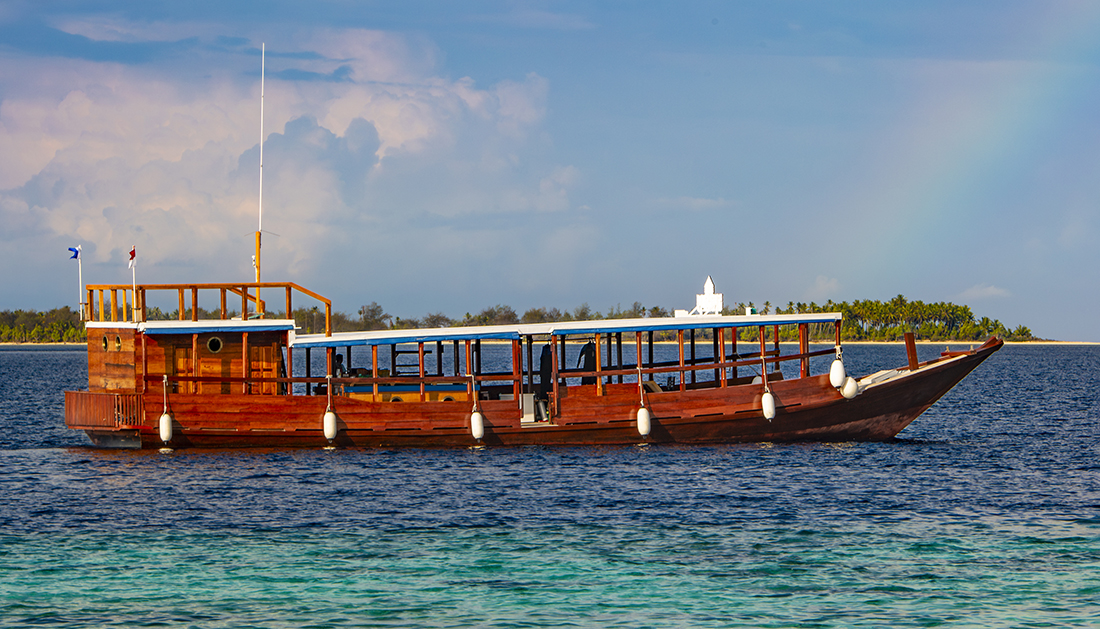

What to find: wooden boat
left=64, top=281, right=1002, bottom=449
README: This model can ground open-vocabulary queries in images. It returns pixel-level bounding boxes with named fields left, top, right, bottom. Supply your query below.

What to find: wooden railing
left=83, top=282, right=333, bottom=336
left=65, top=391, right=145, bottom=428
left=138, top=345, right=838, bottom=398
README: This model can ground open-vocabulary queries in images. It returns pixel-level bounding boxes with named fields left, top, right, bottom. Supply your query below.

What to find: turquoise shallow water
left=5, top=518, right=1099, bottom=628
left=1, top=345, right=1098, bottom=626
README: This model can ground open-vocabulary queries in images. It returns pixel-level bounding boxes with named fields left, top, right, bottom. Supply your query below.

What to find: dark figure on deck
left=578, top=341, right=597, bottom=385
left=538, top=344, right=554, bottom=400
left=333, top=354, right=347, bottom=377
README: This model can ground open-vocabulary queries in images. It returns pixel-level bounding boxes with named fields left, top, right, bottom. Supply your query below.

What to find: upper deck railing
left=84, top=282, right=333, bottom=336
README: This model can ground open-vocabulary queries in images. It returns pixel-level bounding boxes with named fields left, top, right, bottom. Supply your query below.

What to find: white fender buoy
left=323, top=409, right=338, bottom=441
left=470, top=411, right=485, bottom=440
left=830, top=359, right=847, bottom=388
left=841, top=376, right=859, bottom=399
left=158, top=412, right=173, bottom=444
left=762, top=391, right=776, bottom=421
left=637, top=407, right=651, bottom=437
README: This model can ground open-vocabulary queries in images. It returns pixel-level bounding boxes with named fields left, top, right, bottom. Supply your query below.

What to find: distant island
left=3, top=295, right=1037, bottom=343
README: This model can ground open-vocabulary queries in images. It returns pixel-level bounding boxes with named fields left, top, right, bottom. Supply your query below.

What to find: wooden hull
left=72, top=339, right=1002, bottom=449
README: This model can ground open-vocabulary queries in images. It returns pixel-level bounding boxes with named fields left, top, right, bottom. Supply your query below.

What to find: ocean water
left=1, top=343, right=1098, bottom=627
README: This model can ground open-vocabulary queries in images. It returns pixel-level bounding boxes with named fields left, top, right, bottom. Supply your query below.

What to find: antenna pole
left=254, top=43, right=265, bottom=316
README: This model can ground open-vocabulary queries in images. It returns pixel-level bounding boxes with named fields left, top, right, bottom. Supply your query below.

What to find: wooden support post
left=731, top=326, right=738, bottom=379
left=110, top=289, right=117, bottom=322
left=647, top=331, right=654, bottom=381
left=905, top=332, right=919, bottom=371
left=719, top=328, right=728, bottom=388
left=525, top=336, right=534, bottom=393
left=372, top=345, right=379, bottom=400
left=326, top=347, right=333, bottom=380
left=799, top=323, right=809, bottom=378
left=191, top=333, right=199, bottom=394
left=418, top=342, right=425, bottom=402
left=241, top=288, right=248, bottom=321
left=286, top=333, right=293, bottom=396
left=141, top=332, right=148, bottom=394
left=559, top=336, right=567, bottom=386
left=773, top=324, right=780, bottom=354
left=242, top=332, right=250, bottom=394
left=550, top=335, right=560, bottom=416
left=452, top=340, right=460, bottom=377
left=286, top=286, right=293, bottom=320
left=464, top=340, right=474, bottom=403
left=759, top=326, right=767, bottom=377
left=177, top=289, right=185, bottom=321
left=512, top=339, right=522, bottom=406
left=835, top=320, right=842, bottom=347
left=689, top=329, right=696, bottom=384
left=677, top=329, right=685, bottom=392
left=635, top=333, right=643, bottom=385
left=713, top=327, right=720, bottom=383
left=220, top=289, right=227, bottom=319
left=191, top=288, right=199, bottom=322
left=594, top=332, right=602, bottom=395
left=305, top=347, right=312, bottom=395
left=616, top=332, right=624, bottom=384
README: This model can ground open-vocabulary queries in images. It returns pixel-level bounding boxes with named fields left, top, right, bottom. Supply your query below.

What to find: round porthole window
left=102, top=336, right=108, bottom=351
left=115, top=336, right=122, bottom=351
left=207, top=336, right=223, bottom=354
left=391, top=396, right=403, bottom=403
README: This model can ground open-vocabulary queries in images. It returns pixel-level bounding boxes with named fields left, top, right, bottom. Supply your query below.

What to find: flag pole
left=70, top=246, right=84, bottom=320
left=129, top=245, right=137, bottom=322
left=254, top=42, right=265, bottom=318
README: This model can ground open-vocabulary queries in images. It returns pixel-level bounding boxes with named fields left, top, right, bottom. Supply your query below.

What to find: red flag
left=128, top=246, right=136, bottom=269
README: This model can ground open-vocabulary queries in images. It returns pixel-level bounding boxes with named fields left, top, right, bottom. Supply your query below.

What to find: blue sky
left=2, top=1, right=1099, bottom=340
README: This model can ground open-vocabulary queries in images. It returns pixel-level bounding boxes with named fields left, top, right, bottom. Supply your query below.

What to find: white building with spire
left=675, top=276, right=724, bottom=317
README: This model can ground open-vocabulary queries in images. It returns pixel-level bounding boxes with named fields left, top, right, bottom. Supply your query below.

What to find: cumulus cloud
left=0, top=24, right=580, bottom=301
left=957, top=284, right=1011, bottom=300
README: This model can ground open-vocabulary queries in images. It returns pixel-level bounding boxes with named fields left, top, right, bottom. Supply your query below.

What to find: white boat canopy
left=291, top=312, right=842, bottom=349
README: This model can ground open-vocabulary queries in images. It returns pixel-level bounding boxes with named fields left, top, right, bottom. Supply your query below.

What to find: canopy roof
left=291, top=312, right=842, bottom=349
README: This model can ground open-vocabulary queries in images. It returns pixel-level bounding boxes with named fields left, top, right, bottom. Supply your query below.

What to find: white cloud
left=0, top=25, right=575, bottom=298
left=804, top=275, right=840, bottom=302
left=51, top=16, right=186, bottom=42
left=957, top=284, right=1011, bottom=300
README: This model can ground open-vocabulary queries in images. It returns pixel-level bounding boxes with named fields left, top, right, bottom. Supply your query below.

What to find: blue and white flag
left=68, top=246, right=81, bottom=260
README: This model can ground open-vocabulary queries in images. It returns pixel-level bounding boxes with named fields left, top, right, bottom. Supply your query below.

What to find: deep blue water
left=1, top=343, right=1098, bottom=627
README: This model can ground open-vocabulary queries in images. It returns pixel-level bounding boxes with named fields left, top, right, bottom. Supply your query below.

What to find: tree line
left=0, top=307, right=86, bottom=343
left=1, top=295, right=1037, bottom=343
left=291, top=295, right=1037, bottom=342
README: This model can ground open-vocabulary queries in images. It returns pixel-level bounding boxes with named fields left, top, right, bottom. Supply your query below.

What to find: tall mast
left=254, top=43, right=264, bottom=315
